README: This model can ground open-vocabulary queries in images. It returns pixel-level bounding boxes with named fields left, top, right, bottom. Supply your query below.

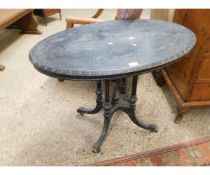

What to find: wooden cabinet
left=155, top=10, right=210, bottom=123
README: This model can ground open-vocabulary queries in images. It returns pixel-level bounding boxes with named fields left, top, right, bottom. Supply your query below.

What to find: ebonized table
left=29, top=19, right=196, bottom=153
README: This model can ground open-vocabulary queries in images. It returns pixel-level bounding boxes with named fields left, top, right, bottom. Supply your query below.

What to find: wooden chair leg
left=66, top=22, right=74, bottom=29
left=44, top=17, right=48, bottom=26
left=59, top=10, right=62, bottom=20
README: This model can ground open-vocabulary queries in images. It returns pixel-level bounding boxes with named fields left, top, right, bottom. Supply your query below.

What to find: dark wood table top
left=29, top=19, right=196, bottom=80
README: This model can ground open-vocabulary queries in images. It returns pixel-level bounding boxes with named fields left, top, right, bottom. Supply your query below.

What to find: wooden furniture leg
left=174, top=107, right=187, bottom=124
left=152, top=69, right=165, bottom=87
left=66, top=22, right=74, bottom=29
left=0, top=65, right=5, bottom=71
left=16, top=11, right=41, bottom=34
left=59, top=9, right=62, bottom=20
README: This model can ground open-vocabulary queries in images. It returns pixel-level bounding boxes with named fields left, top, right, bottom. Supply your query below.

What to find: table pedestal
left=77, top=75, right=158, bottom=153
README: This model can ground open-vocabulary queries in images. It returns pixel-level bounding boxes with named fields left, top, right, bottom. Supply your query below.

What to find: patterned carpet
left=93, top=137, right=210, bottom=166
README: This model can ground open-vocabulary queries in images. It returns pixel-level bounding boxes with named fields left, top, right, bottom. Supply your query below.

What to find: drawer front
left=197, top=55, right=210, bottom=80
left=189, top=82, right=210, bottom=101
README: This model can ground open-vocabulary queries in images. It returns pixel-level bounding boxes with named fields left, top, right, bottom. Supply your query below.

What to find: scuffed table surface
left=30, top=19, right=196, bottom=80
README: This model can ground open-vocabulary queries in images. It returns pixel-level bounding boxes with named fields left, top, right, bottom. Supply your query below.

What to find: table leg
left=44, top=17, right=48, bottom=26
left=119, top=78, right=127, bottom=94
left=111, top=83, right=119, bottom=105
left=124, top=75, right=158, bottom=132
left=59, top=10, right=62, bottom=20
left=76, top=76, right=157, bottom=153
left=18, top=11, right=42, bottom=34
left=77, top=81, right=103, bottom=115
left=92, top=80, right=113, bottom=153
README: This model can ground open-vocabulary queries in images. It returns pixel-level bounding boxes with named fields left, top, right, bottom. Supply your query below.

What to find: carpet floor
left=0, top=9, right=210, bottom=166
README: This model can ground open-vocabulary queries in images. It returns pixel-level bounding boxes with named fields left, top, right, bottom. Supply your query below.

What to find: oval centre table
left=29, top=19, right=196, bottom=153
